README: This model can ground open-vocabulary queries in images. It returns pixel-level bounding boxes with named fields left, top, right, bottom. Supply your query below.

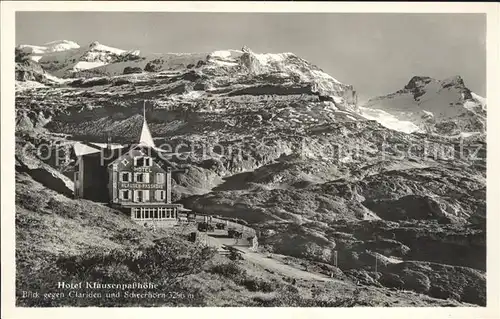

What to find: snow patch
left=30, top=56, right=43, bottom=62
left=359, top=107, right=422, bottom=134
left=19, top=40, right=80, bottom=55
left=44, top=73, right=67, bottom=83
left=311, top=69, right=341, bottom=84
left=459, top=132, right=481, bottom=138
left=213, top=60, right=239, bottom=67
left=44, top=40, right=80, bottom=53
left=182, top=91, right=204, bottom=100
left=15, top=80, right=47, bottom=91
left=471, top=92, right=486, bottom=109
left=72, top=61, right=108, bottom=71
left=254, top=52, right=289, bottom=65
left=210, top=50, right=233, bottom=59
left=18, top=45, right=47, bottom=55
left=332, top=96, right=344, bottom=105
left=91, top=43, right=126, bottom=55
left=422, top=110, right=434, bottom=118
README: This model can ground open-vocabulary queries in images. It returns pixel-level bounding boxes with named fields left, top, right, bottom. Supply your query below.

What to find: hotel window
left=144, top=207, right=151, bottom=219
left=120, top=172, right=132, bottom=182
left=134, top=173, right=150, bottom=183
left=134, top=156, right=152, bottom=167
left=155, top=190, right=166, bottom=201
left=120, top=189, right=131, bottom=200
left=133, top=208, right=140, bottom=219
left=156, top=173, right=165, bottom=184
left=144, top=190, right=150, bottom=202
left=134, top=157, right=144, bottom=167
left=134, top=190, right=145, bottom=202
left=135, top=173, right=144, bottom=183
left=166, top=208, right=174, bottom=219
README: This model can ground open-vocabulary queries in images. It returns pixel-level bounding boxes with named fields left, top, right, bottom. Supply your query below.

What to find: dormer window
left=133, top=156, right=152, bottom=167
left=134, top=157, right=144, bottom=167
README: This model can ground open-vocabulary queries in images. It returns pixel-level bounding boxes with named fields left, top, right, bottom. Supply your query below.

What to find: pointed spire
left=139, top=101, right=155, bottom=147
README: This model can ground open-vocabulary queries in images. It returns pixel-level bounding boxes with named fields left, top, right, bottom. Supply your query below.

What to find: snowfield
left=362, top=76, right=486, bottom=135
left=18, top=40, right=80, bottom=55
left=359, top=107, right=422, bottom=134
left=17, top=40, right=351, bottom=103
left=72, top=61, right=108, bottom=71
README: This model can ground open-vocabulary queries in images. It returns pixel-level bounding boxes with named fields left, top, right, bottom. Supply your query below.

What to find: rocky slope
left=15, top=40, right=486, bottom=306
left=18, top=171, right=476, bottom=307
left=361, top=76, right=486, bottom=135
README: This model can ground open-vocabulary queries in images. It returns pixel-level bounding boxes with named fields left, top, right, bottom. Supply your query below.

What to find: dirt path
left=202, top=228, right=334, bottom=282
left=237, top=247, right=335, bottom=282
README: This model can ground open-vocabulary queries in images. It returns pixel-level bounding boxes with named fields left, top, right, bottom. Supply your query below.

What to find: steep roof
left=73, top=142, right=101, bottom=156
left=73, top=141, right=125, bottom=157
left=139, top=102, right=155, bottom=147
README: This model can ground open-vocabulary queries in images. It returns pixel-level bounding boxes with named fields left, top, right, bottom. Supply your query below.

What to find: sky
left=16, top=12, right=486, bottom=101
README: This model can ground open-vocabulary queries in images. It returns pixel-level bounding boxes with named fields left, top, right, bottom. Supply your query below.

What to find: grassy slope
left=15, top=172, right=472, bottom=307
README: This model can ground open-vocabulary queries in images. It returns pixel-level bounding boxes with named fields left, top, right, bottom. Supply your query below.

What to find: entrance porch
left=113, top=203, right=185, bottom=228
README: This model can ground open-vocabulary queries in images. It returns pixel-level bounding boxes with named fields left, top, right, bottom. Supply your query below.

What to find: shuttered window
left=134, top=173, right=149, bottom=183
left=133, top=190, right=141, bottom=202
left=155, top=190, right=165, bottom=201
left=134, top=157, right=144, bottom=167
left=156, top=173, right=165, bottom=184
left=133, top=156, right=152, bottom=167
left=120, top=189, right=131, bottom=200
left=133, top=190, right=150, bottom=203
left=120, top=172, right=132, bottom=182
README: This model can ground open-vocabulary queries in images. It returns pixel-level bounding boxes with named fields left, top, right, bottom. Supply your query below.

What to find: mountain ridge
left=361, top=75, right=486, bottom=135
left=14, top=39, right=487, bottom=306
left=16, top=40, right=485, bottom=136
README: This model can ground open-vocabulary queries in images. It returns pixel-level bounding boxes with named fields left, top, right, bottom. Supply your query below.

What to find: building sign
left=120, top=183, right=163, bottom=189
left=134, top=167, right=152, bottom=173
